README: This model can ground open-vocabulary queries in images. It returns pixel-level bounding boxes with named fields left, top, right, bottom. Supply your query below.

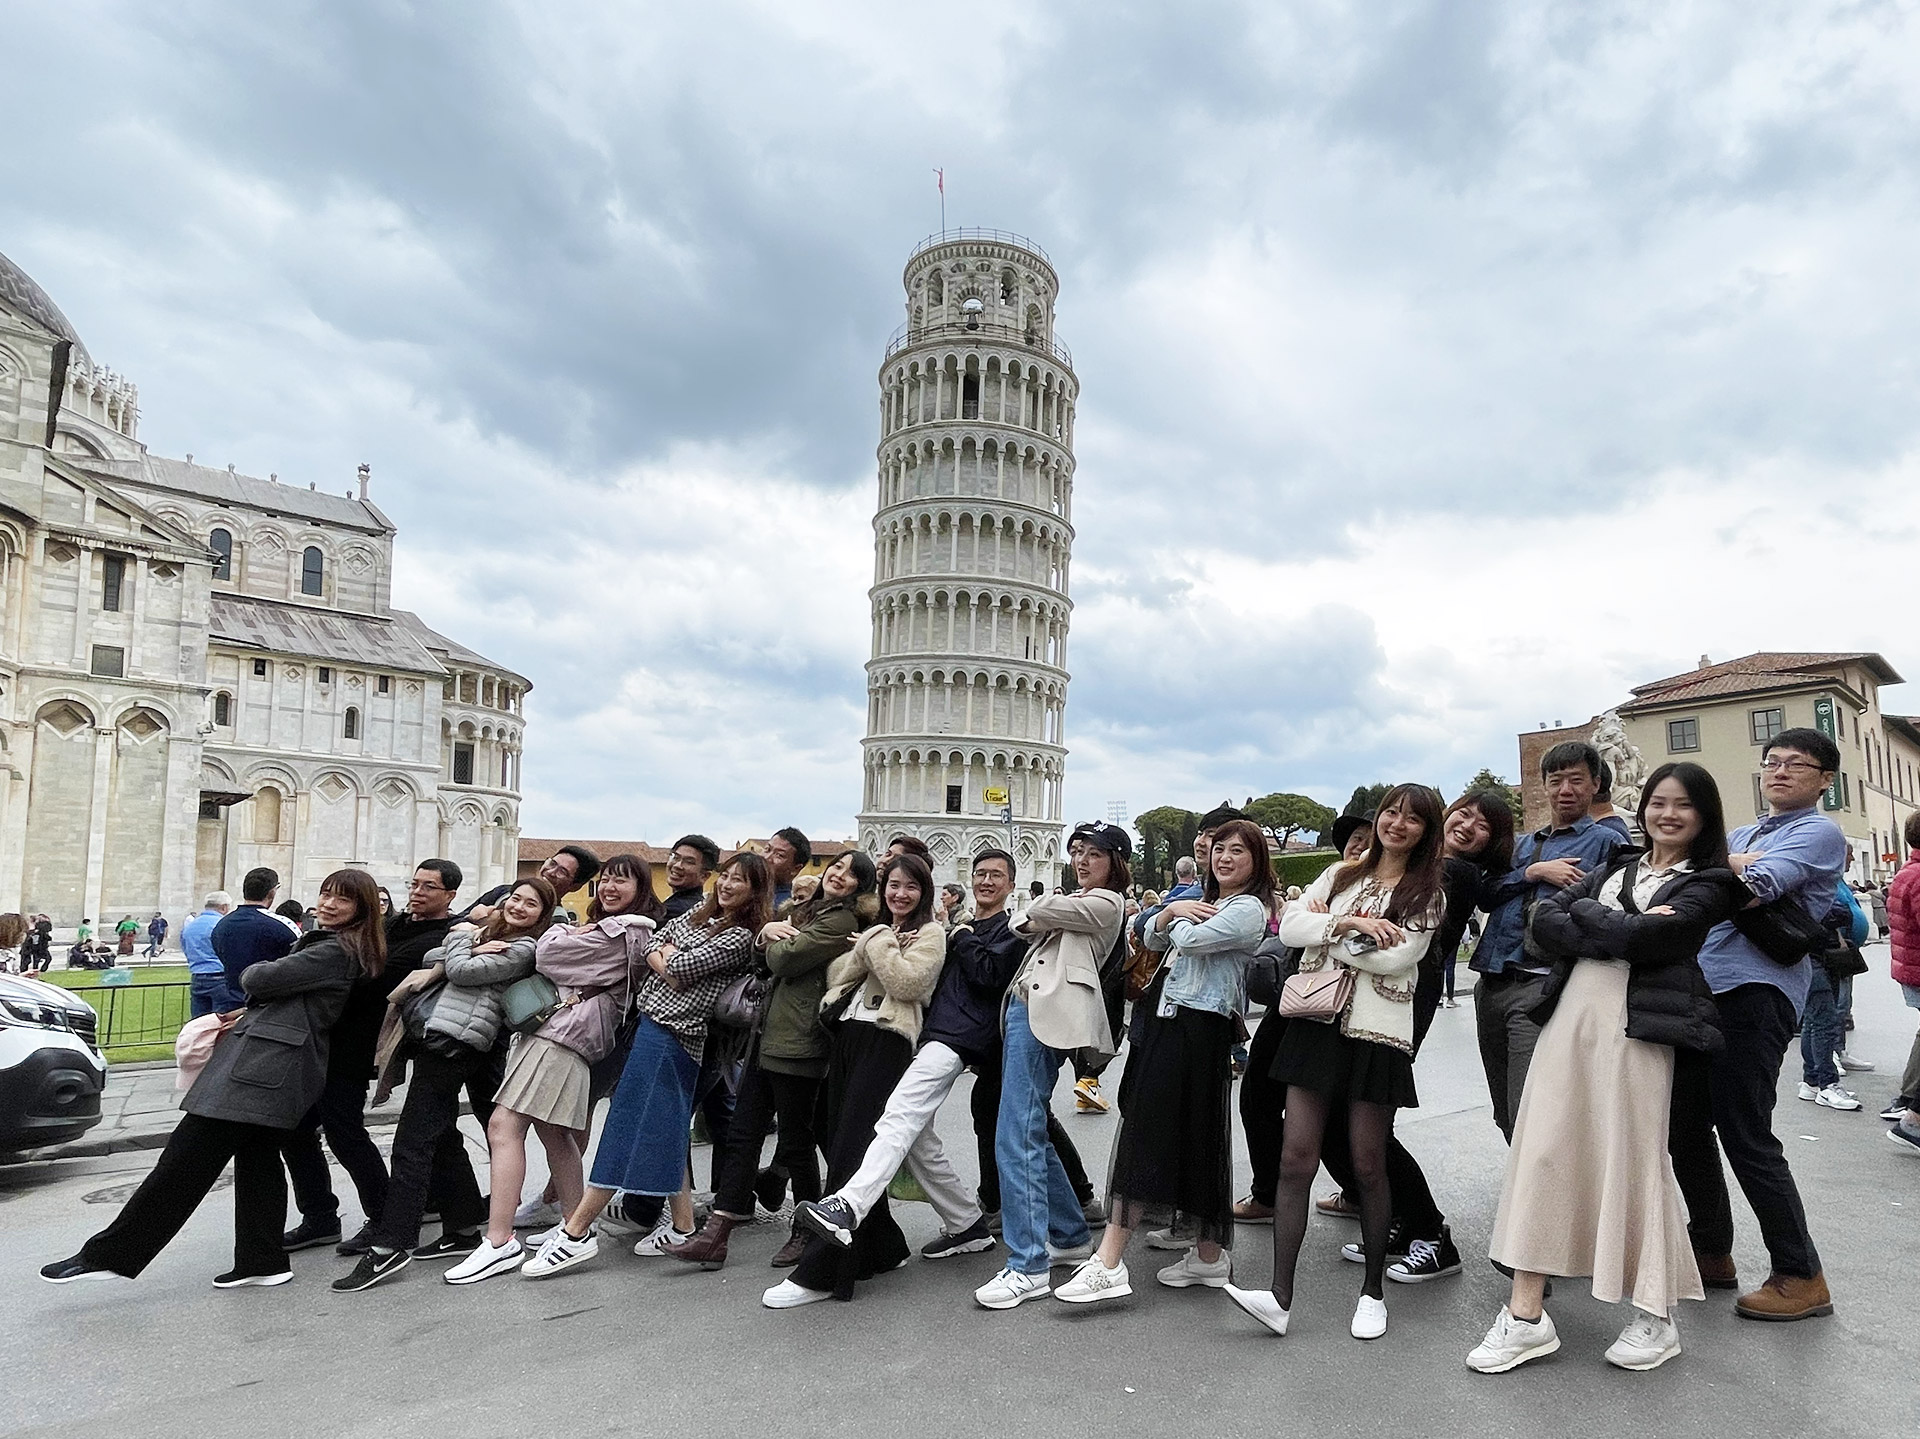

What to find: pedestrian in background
left=1886, top=814, right=1920, bottom=1153
left=181, top=893, right=238, bottom=1017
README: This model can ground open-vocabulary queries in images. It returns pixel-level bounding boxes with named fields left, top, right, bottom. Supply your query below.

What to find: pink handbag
left=1276, top=965, right=1354, bottom=1023
left=174, top=1011, right=240, bottom=1090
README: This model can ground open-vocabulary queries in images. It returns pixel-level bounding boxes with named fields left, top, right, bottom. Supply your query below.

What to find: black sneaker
left=40, top=1255, right=126, bottom=1285
left=336, top=1223, right=375, bottom=1256
left=921, top=1217, right=997, bottom=1260
left=1388, top=1226, right=1463, bottom=1283
left=752, top=1166, right=789, bottom=1214
left=213, top=1269, right=292, bottom=1289
left=792, top=1196, right=858, bottom=1250
left=331, top=1248, right=413, bottom=1292
left=282, top=1216, right=343, bottom=1253
left=411, top=1229, right=482, bottom=1261
left=1340, top=1218, right=1410, bottom=1265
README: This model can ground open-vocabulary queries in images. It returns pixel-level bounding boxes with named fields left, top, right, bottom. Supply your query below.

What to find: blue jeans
left=996, top=1001, right=1092, bottom=1276
left=1799, top=967, right=1841, bottom=1088
left=189, top=973, right=244, bottom=1018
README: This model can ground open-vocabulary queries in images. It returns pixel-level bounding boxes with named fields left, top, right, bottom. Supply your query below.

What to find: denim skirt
left=587, top=1015, right=699, bottom=1196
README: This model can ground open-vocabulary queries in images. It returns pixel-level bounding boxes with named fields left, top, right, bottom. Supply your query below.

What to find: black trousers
left=1669, top=983, right=1822, bottom=1278
left=970, top=1049, right=1093, bottom=1213
left=1241, top=1009, right=1288, bottom=1206
left=711, top=1055, right=823, bottom=1217
left=282, top=1069, right=388, bottom=1225
left=82, top=1114, right=289, bottom=1279
left=791, top=1023, right=914, bottom=1300
left=692, top=1046, right=739, bottom=1189
left=369, top=1046, right=497, bottom=1251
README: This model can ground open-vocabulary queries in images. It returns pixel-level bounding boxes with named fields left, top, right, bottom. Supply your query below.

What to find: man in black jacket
left=280, top=859, right=464, bottom=1256
left=793, top=849, right=1094, bottom=1260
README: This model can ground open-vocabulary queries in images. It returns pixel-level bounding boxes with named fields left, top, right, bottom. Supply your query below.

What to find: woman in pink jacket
left=1888, top=814, right=1920, bottom=1154
left=448, top=855, right=662, bottom=1283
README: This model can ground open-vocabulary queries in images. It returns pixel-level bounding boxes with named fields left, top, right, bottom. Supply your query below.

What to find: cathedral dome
left=0, top=249, right=89, bottom=363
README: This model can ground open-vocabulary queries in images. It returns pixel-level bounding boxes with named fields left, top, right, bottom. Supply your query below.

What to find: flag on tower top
left=934, top=167, right=943, bottom=195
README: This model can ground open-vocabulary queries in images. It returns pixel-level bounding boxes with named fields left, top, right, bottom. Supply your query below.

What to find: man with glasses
left=463, top=844, right=601, bottom=924
left=282, top=859, right=466, bottom=1257
left=1670, top=728, right=1843, bottom=1322
left=662, top=834, right=721, bottom=919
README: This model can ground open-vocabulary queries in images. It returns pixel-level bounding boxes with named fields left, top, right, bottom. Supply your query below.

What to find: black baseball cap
left=1068, top=822, right=1133, bottom=860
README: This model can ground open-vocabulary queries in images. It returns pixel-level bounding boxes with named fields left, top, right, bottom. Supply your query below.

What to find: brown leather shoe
left=1232, top=1197, right=1275, bottom=1223
left=663, top=1215, right=735, bottom=1270
left=770, top=1229, right=809, bottom=1268
left=1735, top=1271, right=1833, bottom=1321
left=1314, top=1191, right=1360, bottom=1219
left=1694, top=1251, right=1738, bottom=1290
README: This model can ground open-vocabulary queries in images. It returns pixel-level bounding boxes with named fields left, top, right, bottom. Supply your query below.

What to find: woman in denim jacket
left=1054, top=819, right=1275, bottom=1306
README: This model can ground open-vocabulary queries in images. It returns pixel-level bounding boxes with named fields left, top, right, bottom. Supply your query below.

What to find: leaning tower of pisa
left=857, top=230, right=1078, bottom=885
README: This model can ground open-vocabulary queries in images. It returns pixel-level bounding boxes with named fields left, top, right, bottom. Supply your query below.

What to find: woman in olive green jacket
left=668, top=851, right=879, bottom=1269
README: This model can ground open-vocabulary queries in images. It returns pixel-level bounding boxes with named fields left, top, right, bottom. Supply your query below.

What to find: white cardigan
left=1277, top=864, right=1440, bottom=1054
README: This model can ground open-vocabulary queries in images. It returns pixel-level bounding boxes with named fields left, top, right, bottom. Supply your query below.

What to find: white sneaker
left=1223, top=1283, right=1289, bottom=1336
left=1046, top=1238, right=1095, bottom=1264
left=632, top=1216, right=693, bottom=1256
left=1157, top=1248, right=1232, bottom=1289
left=1054, top=1256, right=1131, bottom=1304
left=595, top=1205, right=646, bottom=1238
left=444, top=1237, right=525, bottom=1285
left=762, top=1278, right=833, bottom=1309
left=974, top=1268, right=1052, bottom=1310
left=1467, top=1306, right=1560, bottom=1373
left=1145, top=1224, right=1196, bottom=1251
left=512, top=1197, right=562, bottom=1229
left=1835, top=1051, right=1875, bottom=1073
left=1605, top=1312, right=1681, bottom=1371
left=520, top=1227, right=598, bottom=1279
left=1814, top=1083, right=1863, bottom=1111
left=1351, top=1293, right=1388, bottom=1340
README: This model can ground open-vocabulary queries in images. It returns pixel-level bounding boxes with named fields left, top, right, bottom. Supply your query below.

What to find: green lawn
left=41, top=966, right=193, bottom=1059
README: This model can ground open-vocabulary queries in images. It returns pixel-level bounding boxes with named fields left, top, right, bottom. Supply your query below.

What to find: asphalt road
left=4, top=949, right=1916, bottom=1439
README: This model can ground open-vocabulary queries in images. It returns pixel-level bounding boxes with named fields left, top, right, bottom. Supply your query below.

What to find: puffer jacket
left=1891, top=858, right=1920, bottom=989
left=418, top=927, right=537, bottom=1054
left=1528, top=854, right=1742, bottom=1054
left=760, top=892, right=879, bottom=1078
left=820, top=923, right=946, bottom=1046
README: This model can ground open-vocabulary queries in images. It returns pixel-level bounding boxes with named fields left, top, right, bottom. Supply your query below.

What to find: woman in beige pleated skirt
left=1469, top=762, right=1742, bottom=1376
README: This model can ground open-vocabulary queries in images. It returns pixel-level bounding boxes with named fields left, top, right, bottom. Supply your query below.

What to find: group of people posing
left=42, top=725, right=1903, bottom=1376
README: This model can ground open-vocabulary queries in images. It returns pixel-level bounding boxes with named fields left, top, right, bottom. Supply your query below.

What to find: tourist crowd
left=37, top=728, right=1920, bottom=1375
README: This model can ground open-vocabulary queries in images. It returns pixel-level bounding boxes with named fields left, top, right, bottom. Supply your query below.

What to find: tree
left=1342, top=783, right=1392, bottom=818
left=1462, top=768, right=1524, bottom=823
left=1245, top=792, right=1338, bottom=850
left=1134, top=805, right=1199, bottom=891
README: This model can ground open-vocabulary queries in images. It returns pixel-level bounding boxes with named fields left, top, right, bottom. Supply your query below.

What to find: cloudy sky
left=8, top=1, right=1919, bottom=847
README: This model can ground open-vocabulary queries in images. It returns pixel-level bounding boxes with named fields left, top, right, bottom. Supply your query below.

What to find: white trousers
left=838, top=1040, right=980, bottom=1234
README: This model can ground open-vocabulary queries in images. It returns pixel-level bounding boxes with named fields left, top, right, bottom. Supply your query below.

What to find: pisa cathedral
left=858, top=231, right=1077, bottom=884
left=0, top=250, right=525, bottom=927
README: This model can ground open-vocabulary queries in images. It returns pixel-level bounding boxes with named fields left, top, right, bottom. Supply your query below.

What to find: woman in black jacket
left=42, top=870, right=385, bottom=1289
left=1468, top=763, right=1741, bottom=1376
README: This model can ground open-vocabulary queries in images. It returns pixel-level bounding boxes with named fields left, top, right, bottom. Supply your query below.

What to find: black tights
left=1270, top=1087, right=1394, bottom=1306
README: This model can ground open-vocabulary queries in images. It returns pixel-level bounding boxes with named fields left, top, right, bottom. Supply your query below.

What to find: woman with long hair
left=332, top=875, right=560, bottom=1290
left=1055, top=818, right=1276, bottom=1306
left=44, top=870, right=383, bottom=1288
left=1320, top=791, right=1516, bottom=1281
left=1469, top=763, right=1741, bottom=1374
left=764, top=852, right=946, bottom=1307
left=448, top=856, right=663, bottom=1284
left=1228, top=785, right=1446, bottom=1341
left=669, top=849, right=879, bottom=1271
left=0, top=913, right=26, bottom=972
left=973, top=823, right=1131, bottom=1311
left=521, top=852, right=771, bottom=1278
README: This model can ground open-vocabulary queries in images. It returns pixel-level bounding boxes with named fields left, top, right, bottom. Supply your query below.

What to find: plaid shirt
left=637, top=912, right=756, bottom=1059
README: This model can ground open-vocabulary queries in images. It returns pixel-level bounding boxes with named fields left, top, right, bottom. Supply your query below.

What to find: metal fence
left=62, top=982, right=190, bottom=1055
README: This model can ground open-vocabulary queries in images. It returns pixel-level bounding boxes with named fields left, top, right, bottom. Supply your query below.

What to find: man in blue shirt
left=180, top=892, right=236, bottom=1017
left=1669, top=727, right=1843, bottom=1322
left=1471, top=741, right=1623, bottom=1140
left=211, top=867, right=297, bottom=995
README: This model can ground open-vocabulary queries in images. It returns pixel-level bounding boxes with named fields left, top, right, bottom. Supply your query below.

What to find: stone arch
left=22, top=700, right=101, bottom=917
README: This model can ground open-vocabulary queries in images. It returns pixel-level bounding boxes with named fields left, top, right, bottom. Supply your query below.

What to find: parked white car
left=0, top=973, right=107, bottom=1153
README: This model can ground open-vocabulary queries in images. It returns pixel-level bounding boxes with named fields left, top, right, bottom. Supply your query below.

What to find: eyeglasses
left=1759, top=758, right=1829, bottom=775
left=406, top=880, right=448, bottom=892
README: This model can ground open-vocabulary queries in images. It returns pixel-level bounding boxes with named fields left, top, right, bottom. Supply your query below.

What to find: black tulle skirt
left=1270, top=1017, right=1418, bottom=1109
left=1107, top=1004, right=1235, bottom=1248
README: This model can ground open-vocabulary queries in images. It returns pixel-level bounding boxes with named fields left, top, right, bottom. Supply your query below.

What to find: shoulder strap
left=1615, top=857, right=1642, bottom=915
